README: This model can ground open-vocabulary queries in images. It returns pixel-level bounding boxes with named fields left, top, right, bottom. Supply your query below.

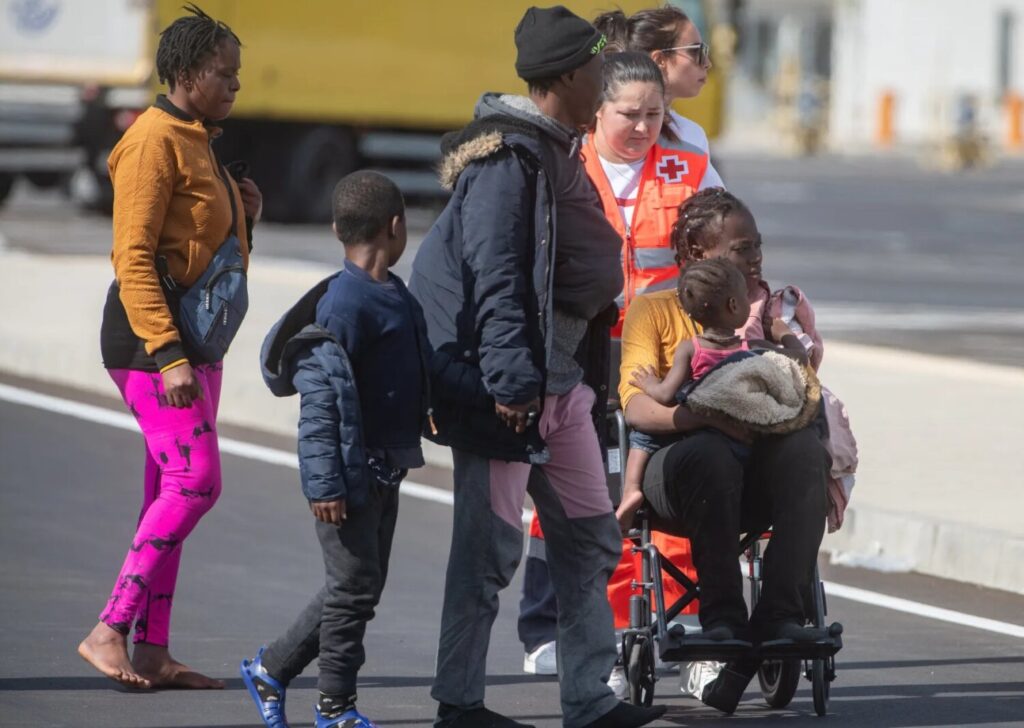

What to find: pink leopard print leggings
left=100, top=363, right=223, bottom=646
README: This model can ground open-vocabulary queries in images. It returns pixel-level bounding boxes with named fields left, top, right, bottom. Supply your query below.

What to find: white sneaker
left=680, top=661, right=725, bottom=699
left=607, top=665, right=629, bottom=700
left=523, top=640, right=557, bottom=675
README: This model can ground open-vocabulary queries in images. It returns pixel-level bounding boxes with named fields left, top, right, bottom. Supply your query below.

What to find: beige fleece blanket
left=685, top=350, right=822, bottom=435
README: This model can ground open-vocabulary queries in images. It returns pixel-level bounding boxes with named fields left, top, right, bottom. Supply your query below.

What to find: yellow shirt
left=618, top=290, right=699, bottom=411
left=109, top=98, right=248, bottom=357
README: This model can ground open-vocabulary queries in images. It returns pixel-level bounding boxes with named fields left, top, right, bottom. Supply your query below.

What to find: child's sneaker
left=315, top=706, right=379, bottom=728
left=240, top=646, right=290, bottom=728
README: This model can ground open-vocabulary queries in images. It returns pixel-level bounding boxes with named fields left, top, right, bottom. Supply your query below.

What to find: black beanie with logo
left=514, top=5, right=607, bottom=81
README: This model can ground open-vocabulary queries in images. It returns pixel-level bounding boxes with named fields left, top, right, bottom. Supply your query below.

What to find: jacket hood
left=260, top=274, right=339, bottom=396
left=437, top=93, right=579, bottom=191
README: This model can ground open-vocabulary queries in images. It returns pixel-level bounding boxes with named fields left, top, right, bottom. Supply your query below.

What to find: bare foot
left=78, top=622, right=152, bottom=689
left=132, top=642, right=224, bottom=689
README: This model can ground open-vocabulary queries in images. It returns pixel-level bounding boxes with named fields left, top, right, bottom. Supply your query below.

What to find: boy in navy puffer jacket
left=241, top=171, right=431, bottom=728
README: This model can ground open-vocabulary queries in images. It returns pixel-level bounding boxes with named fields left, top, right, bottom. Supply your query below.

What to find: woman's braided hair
left=671, top=187, right=750, bottom=265
left=677, top=257, right=745, bottom=325
left=156, top=3, right=240, bottom=91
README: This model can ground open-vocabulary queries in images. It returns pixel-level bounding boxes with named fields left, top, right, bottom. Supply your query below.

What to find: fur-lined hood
left=437, top=93, right=580, bottom=190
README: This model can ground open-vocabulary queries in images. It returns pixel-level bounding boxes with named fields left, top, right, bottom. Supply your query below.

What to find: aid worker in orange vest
left=520, top=5, right=723, bottom=698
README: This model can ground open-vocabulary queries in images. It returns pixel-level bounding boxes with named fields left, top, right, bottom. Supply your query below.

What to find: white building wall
left=830, top=0, right=1024, bottom=148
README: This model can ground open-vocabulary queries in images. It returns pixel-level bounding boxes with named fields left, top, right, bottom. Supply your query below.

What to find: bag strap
left=154, top=154, right=238, bottom=292
left=216, top=157, right=239, bottom=239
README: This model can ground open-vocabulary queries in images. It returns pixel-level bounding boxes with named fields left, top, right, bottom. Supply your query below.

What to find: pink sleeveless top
left=691, top=338, right=749, bottom=381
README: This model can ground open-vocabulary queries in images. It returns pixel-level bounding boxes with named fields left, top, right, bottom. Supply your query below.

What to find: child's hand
left=311, top=498, right=347, bottom=525
left=615, top=483, right=646, bottom=535
left=770, top=317, right=795, bottom=343
left=629, top=365, right=662, bottom=394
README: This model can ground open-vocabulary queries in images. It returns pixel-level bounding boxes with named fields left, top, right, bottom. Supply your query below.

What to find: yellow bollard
left=876, top=90, right=895, bottom=147
left=1007, top=93, right=1023, bottom=151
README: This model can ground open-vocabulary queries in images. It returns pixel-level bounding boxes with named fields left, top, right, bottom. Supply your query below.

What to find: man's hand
left=238, top=178, right=263, bottom=221
left=311, top=498, right=347, bottom=525
left=495, top=398, right=541, bottom=434
left=161, top=362, right=203, bottom=409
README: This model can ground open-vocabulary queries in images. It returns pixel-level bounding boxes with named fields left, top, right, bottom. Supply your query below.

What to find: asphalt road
left=2, top=153, right=1023, bottom=365
left=2, top=383, right=1023, bottom=727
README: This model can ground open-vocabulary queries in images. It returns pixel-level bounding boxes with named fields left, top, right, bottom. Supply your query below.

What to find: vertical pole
left=876, top=90, right=896, bottom=147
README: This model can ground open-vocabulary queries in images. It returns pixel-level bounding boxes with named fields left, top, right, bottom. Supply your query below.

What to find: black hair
left=599, top=51, right=664, bottom=104
left=671, top=188, right=751, bottom=264
left=156, top=4, right=241, bottom=91
left=527, top=76, right=561, bottom=96
left=592, top=7, right=691, bottom=55
left=332, top=170, right=405, bottom=245
left=677, top=258, right=745, bottom=325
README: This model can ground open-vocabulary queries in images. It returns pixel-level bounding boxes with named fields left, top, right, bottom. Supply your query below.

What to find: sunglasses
left=661, top=42, right=710, bottom=68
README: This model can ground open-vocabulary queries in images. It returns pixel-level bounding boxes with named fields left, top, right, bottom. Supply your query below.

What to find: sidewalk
left=3, top=248, right=1022, bottom=595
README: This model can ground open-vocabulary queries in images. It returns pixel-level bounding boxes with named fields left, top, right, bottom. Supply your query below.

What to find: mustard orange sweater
left=108, top=96, right=249, bottom=367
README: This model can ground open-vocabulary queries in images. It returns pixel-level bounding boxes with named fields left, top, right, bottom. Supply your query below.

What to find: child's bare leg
left=78, top=622, right=151, bottom=689
left=131, top=642, right=224, bottom=689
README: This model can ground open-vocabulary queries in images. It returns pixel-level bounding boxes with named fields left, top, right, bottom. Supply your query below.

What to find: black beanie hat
left=515, top=5, right=607, bottom=81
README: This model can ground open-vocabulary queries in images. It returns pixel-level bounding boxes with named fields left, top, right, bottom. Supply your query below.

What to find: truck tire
left=0, top=174, right=14, bottom=207
left=285, top=126, right=358, bottom=223
left=26, top=172, right=64, bottom=189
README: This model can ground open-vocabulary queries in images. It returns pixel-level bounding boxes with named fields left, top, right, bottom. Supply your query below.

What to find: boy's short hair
left=332, top=171, right=405, bottom=244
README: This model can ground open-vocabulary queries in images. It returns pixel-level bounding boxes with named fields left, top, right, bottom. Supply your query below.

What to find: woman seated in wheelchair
left=615, top=188, right=833, bottom=706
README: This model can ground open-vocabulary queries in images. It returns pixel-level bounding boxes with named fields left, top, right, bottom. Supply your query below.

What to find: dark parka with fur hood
left=410, top=93, right=622, bottom=463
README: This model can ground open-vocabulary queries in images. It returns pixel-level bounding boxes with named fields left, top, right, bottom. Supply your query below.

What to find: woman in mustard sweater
left=79, top=4, right=261, bottom=689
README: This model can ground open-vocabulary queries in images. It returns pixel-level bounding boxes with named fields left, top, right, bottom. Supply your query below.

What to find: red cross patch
left=656, top=154, right=689, bottom=184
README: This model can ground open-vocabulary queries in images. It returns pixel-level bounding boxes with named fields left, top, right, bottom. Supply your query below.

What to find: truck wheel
left=286, top=126, right=358, bottom=223
left=0, top=174, right=14, bottom=207
left=26, top=172, right=63, bottom=189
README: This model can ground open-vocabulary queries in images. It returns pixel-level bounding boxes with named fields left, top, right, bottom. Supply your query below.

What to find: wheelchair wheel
left=810, top=571, right=832, bottom=716
left=625, top=633, right=656, bottom=707
left=811, top=657, right=830, bottom=716
left=757, top=658, right=801, bottom=708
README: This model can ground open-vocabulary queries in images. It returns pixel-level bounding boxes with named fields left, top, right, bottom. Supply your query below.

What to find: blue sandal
left=240, top=646, right=290, bottom=728
left=315, top=706, right=379, bottom=728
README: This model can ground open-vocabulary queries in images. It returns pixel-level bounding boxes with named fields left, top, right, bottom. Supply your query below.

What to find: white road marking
left=3, top=381, right=1023, bottom=637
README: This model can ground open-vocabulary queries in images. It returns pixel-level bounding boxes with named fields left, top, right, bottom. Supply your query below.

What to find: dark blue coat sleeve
left=292, top=351, right=346, bottom=502
left=460, top=152, right=543, bottom=405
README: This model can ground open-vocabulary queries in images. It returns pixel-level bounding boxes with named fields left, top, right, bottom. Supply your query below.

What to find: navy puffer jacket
left=411, top=96, right=619, bottom=463
left=260, top=276, right=372, bottom=505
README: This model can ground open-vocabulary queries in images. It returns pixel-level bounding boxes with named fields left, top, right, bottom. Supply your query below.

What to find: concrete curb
left=3, top=247, right=1022, bottom=595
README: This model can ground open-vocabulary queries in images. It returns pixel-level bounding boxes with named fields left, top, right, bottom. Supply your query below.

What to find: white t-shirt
left=663, top=110, right=725, bottom=190
left=597, top=157, right=646, bottom=234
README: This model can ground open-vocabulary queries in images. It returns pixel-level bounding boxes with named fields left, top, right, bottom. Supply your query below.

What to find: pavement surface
left=2, top=394, right=1024, bottom=727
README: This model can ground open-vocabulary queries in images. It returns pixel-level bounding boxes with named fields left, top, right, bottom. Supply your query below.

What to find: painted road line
left=822, top=581, right=1024, bottom=639
left=3, top=380, right=1023, bottom=637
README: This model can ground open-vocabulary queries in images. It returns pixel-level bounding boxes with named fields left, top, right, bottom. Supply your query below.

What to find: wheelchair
left=605, top=408, right=843, bottom=716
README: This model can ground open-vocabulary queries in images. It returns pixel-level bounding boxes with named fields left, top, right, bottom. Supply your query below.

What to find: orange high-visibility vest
left=582, top=135, right=708, bottom=335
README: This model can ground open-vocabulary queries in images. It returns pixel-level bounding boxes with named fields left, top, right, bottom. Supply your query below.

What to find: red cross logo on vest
left=656, top=154, right=689, bottom=184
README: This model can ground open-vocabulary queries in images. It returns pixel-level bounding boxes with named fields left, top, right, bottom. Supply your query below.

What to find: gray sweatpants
left=431, top=384, right=622, bottom=727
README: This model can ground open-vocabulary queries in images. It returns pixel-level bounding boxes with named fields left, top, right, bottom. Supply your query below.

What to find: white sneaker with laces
left=523, top=640, right=557, bottom=675
left=607, top=665, right=629, bottom=700
left=679, top=660, right=725, bottom=699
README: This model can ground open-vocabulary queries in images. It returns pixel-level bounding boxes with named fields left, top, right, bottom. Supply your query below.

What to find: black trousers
left=262, top=481, right=400, bottom=695
left=642, top=428, right=829, bottom=636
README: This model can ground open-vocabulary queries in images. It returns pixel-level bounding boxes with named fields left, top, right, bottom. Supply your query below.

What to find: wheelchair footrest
left=757, top=623, right=843, bottom=659
left=658, top=632, right=754, bottom=663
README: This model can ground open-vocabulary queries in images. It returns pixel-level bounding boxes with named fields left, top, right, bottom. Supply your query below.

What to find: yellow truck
left=0, top=0, right=723, bottom=220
